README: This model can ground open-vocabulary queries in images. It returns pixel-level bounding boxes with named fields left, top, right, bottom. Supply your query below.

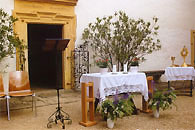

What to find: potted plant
left=130, top=57, right=139, bottom=73
left=97, top=93, right=134, bottom=128
left=149, top=88, right=177, bottom=118
left=130, top=57, right=139, bottom=66
left=95, top=59, right=109, bottom=74
left=0, top=8, right=26, bottom=72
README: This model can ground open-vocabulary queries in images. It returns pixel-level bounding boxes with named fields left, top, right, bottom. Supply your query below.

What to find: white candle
left=113, top=65, right=117, bottom=73
left=124, top=64, right=127, bottom=72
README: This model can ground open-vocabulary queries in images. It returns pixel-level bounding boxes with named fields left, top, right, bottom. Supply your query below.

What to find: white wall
left=75, top=0, right=195, bottom=76
left=0, top=0, right=194, bottom=86
left=0, top=0, right=15, bottom=93
left=0, top=0, right=14, bottom=14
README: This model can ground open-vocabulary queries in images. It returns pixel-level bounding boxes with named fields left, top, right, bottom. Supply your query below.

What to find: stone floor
left=0, top=82, right=194, bottom=130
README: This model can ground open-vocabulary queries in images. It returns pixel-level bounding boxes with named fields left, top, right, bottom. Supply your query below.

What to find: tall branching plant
left=0, top=8, right=26, bottom=71
left=82, top=11, right=161, bottom=71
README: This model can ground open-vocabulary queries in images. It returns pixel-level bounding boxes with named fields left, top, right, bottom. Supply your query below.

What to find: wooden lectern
left=44, top=39, right=72, bottom=129
left=80, top=82, right=97, bottom=127
left=142, top=76, right=154, bottom=113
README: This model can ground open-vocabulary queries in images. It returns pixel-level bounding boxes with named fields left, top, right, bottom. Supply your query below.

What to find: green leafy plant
left=0, top=8, right=26, bottom=71
left=97, top=93, right=134, bottom=121
left=149, top=88, right=177, bottom=111
left=96, top=59, right=109, bottom=68
left=130, top=57, right=139, bottom=66
left=82, top=11, right=161, bottom=71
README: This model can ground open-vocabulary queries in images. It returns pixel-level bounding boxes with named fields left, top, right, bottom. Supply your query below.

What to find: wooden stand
left=79, top=82, right=97, bottom=127
left=44, top=39, right=71, bottom=129
left=142, top=76, right=154, bottom=113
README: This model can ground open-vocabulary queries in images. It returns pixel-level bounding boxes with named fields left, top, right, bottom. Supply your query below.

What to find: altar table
left=165, top=67, right=194, bottom=96
left=80, top=72, right=148, bottom=101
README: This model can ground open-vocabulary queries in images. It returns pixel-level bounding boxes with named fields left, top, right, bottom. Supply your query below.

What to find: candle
left=124, top=64, right=127, bottom=73
left=113, top=65, right=117, bottom=73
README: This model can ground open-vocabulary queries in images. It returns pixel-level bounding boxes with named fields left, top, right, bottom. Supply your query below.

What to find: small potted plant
left=130, top=57, right=139, bottom=66
left=149, top=88, right=177, bottom=118
left=97, top=93, right=134, bottom=128
left=130, top=57, right=139, bottom=73
left=96, top=59, right=109, bottom=74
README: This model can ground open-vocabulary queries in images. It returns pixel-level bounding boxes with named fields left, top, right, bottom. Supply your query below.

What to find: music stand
left=44, top=39, right=72, bottom=129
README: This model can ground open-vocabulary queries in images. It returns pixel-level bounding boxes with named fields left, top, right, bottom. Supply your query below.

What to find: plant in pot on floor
left=149, top=88, right=177, bottom=118
left=97, top=93, right=134, bottom=129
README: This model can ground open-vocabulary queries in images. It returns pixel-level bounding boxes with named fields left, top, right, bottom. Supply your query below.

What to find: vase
left=107, top=118, right=114, bottom=129
left=153, top=108, right=160, bottom=118
left=99, top=68, right=108, bottom=74
left=130, top=66, right=138, bottom=73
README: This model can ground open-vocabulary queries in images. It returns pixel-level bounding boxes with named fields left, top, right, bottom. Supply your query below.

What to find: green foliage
left=95, top=59, right=109, bottom=68
left=149, top=88, right=177, bottom=111
left=82, top=11, right=161, bottom=70
left=130, top=57, right=139, bottom=66
left=97, top=94, right=134, bottom=121
left=17, top=39, right=27, bottom=71
left=0, top=8, right=26, bottom=71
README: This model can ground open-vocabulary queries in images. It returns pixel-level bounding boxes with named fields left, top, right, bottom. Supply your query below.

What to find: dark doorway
left=28, top=24, right=63, bottom=89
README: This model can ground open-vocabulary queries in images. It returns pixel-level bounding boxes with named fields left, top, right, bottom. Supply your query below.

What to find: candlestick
left=124, top=64, right=127, bottom=73
left=113, top=65, right=116, bottom=73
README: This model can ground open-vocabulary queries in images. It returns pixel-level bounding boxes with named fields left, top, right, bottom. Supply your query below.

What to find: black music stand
left=44, top=39, right=72, bottom=129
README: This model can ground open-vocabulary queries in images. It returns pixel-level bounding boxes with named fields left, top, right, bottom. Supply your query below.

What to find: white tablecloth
left=165, top=67, right=195, bottom=81
left=80, top=72, right=148, bottom=101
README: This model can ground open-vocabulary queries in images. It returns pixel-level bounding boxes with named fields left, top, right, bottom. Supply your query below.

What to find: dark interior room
left=27, top=24, right=63, bottom=89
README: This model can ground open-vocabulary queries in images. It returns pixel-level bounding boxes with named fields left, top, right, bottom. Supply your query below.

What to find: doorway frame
left=13, top=0, right=77, bottom=89
left=191, top=30, right=195, bottom=67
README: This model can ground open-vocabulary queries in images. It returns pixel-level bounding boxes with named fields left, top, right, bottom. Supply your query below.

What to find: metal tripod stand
left=44, top=39, right=72, bottom=129
left=47, top=89, right=72, bottom=129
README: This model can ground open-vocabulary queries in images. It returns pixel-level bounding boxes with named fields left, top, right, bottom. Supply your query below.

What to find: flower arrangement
left=96, top=59, right=109, bottom=68
left=97, top=93, right=134, bottom=121
left=130, top=57, right=139, bottom=66
left=149, top=88, right=177, bottom=111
